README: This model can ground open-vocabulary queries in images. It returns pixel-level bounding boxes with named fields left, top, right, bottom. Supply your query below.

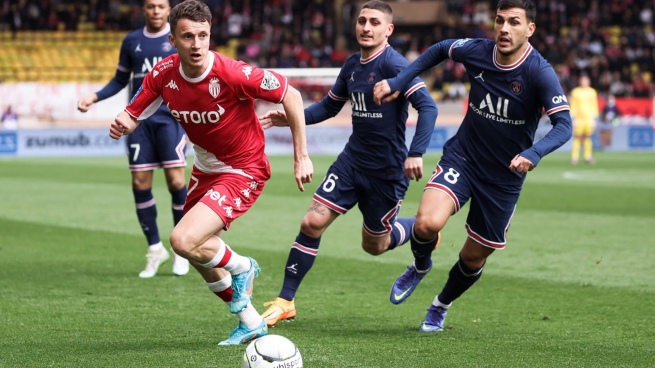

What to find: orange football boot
left=261, top=297, right=296, bottom=327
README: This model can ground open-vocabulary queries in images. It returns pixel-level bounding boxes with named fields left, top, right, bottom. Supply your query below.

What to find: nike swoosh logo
left=393, top=286, right=413, bottom=301
left=241, top=331, right=258, bottom=344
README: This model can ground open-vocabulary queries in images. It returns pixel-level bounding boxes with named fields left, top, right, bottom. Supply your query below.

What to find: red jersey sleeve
left=222, top=58, right=289, bottom=104
left=125, top=65, right=164, bottom=121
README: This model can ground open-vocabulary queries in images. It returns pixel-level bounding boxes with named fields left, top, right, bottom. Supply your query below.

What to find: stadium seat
left=0, top=30, right=125, bottom=82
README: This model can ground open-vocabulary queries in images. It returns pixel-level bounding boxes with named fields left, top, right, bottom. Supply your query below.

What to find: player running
left=374, top=0, right=572, bottom=331
left=77, top=0, right=189, bottom=278
left=258, top=0, right=439, bottom=327
left=109, top=0, right=313, bottom=345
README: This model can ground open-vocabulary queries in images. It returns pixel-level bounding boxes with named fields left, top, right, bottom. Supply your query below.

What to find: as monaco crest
left=209, top=78, right=220, bottom=98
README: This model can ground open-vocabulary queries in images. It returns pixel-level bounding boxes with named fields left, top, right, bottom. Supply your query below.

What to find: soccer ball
left=241, top=334, right=303, bottom=368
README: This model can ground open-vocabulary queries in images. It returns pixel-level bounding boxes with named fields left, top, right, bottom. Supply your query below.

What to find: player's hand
left=258, top=110, right=289, bottom=130
left=404, top=156, right=423, bottom=181
left=294, top=155, right=313, bottom=192
left=109, top=116, right=131, bottom=140
left=509, top=154, right=534, bottom=174
left=373, top=80, right=400, bottom=105
left=77, top=95, right=97, bottom=113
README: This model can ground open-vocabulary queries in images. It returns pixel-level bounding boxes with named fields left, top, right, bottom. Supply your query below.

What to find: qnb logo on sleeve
left=167, top=103, right=226, bottom=124
left=552, top=95, right=568, bottom=104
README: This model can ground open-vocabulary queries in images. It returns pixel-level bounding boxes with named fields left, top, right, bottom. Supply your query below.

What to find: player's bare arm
left=109, top=111, right=139, bottom=140
left=404, top=156, right=424, bottom=181
left=77, top=94, right=99, bottom=113
left=258, top=110, right=288, bottom=130
left=282, top=87, right=314, bottom=191
left=509, top=154, right=534, bottom=174
left=373, top=79, right=400, bottom=105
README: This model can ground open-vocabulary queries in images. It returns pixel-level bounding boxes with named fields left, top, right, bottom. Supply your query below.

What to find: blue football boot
left=419, top=304, right=449, bottom=332
left=230, top=257, right=260, bottom=314
left=390, top=260, right=432, bottom=305
left=218, top=319, right=268, bottom=346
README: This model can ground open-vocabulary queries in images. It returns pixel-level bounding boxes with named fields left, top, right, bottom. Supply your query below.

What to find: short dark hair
left=169, top=0, right=212, bottom=35
left=497, top=0, right=536, bottom=23
left=361, top=0, right=393, bottom=20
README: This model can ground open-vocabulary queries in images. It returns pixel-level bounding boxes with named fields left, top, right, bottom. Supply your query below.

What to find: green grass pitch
left=1, top=152, right=654, bottom=367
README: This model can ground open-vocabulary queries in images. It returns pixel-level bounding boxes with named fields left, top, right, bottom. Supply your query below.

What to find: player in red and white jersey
left=109, top=0, right=313, bottom=346
left=127, top=49, right=284, bottom=179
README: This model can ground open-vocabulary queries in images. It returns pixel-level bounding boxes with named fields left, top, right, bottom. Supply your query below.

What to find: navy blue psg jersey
left=325, top=45, right=434, bottom=179
left=388, top=38, right=571, bottom=186
left=117, top=24, right=176, bottom=122
left=396, top=38, right=569, bottom=187
left=444, top=39, right=570, bottom=185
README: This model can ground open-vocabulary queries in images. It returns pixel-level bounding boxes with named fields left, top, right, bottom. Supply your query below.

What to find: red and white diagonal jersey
left=125, top=51, right=288, bottom=178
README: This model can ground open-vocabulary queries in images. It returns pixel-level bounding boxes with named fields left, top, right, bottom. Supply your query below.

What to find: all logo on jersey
left=479, top=93, right=508, bottom=117
left=153, top=70, right=159, bottom=78
left=510, top=81, right=523, bottom=95
left=161, top=42, right=172, bottom=52
left=209, top=78, right=220, bottom=98
left=166, top=80, right=179, bottom=90
left=469, top=93, right=525, bottom=125
left=350, top=92, right=382, bottom=118
left=135, top=43, right=142, bottom=53
left=242, top=66, right=252, bottom=80
left=351, top=92, right=367, bottom=112
left=368, top=72, right=376, bottom=84
left=142, top=57, right=163, bottom=74
left=260, top=70, right=280, bottom=90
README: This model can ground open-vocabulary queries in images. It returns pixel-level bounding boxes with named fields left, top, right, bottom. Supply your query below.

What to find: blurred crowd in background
left=1, top=0, right=654, bottom=101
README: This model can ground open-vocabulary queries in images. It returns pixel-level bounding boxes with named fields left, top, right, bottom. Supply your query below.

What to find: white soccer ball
left=241, top=334, right=303, bottom=368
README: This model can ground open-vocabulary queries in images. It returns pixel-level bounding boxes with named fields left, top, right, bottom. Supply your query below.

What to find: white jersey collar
left=179, top=51, right=215, bottom=83
left=493, top=42, right=533, bottom=71
left=143, top=23, right=170, bottom=38
left=361, top=43, right=389, bottom=64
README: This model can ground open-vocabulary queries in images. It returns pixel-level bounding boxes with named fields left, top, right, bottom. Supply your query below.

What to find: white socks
left=433, top=296, right=452, bottom=309
left=201, top=237, right=250, bottom=274
left=149, top=242, right=165, bottom=251
left=237, top=303, right=264, bottom=329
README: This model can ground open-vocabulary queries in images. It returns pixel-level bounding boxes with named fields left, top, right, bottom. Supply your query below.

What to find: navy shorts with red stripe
left=126, top=117, right=187, bottom=172
left=313, top=157, right=409, bottom=236
left=425, top=153, right=521, bottom=249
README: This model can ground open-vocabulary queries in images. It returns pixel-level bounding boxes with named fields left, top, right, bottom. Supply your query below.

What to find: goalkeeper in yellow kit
left=570, top=75, right=599, bottom=164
